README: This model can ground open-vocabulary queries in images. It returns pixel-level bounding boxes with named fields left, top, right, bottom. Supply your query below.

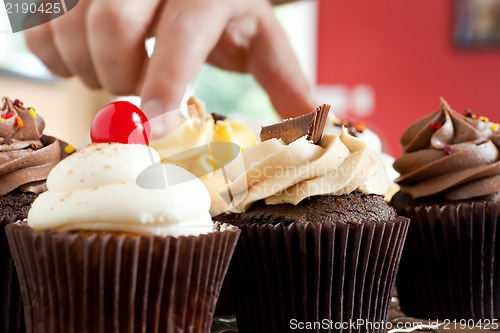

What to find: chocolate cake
left=391, top=190, right=498, bottom=210
left=392, top=100, right=500, bottom=321
left=0, top=97, right=72, bottom=217
left=0, top=191, right=38, bottom=221
left=216, top=193, right=397, bottom=226
left=216, top=106, right=409, bottom=333
left=0, top=97, right=72, bottom=333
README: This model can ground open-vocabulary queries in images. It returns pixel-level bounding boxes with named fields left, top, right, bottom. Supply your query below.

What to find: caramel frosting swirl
left=0, top=97, right=67, bottom=196
left=224, top=128, right=389, bottom=213
left=394, top=99, right=500, bottom=200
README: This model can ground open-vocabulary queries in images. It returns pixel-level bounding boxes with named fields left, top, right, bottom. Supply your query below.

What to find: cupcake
left=150, top=98, right=256, bottom=315
left=392, top=99, right=500, bottom=320
left=150, top=96, right=257, bottom=216
left=0, top=97, right=72, bottom=333
left=215, top=105, right=410, bottom=333
left=324, top=115, right=400, bottom=201
left=5, top=102, right=240, bottom=332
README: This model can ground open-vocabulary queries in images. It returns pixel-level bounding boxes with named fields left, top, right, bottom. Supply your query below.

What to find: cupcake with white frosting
left=5, top=102, right=240, bottom=333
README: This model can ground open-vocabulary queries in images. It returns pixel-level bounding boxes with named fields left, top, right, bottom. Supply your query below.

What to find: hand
left=24, top=0, right=315, bottom=136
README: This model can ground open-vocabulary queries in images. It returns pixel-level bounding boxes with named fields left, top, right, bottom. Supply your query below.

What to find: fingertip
left=141, top=99, right=184, bottom=139
left=141, top=99, right=165, bottom=122
left=140, top=0, right=232, bottom=127
left=273, top=92, right=316, bottom=118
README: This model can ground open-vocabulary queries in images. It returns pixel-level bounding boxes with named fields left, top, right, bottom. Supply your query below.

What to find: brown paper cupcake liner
left=395, top=201, right=500, bottom=321
left=0, top=215, right=25, bottom=333
left=5, top=222, right=240, bottom=333
left=229, top=217, right=409, bottom=333
left=214, top=268, right=235, bottom=315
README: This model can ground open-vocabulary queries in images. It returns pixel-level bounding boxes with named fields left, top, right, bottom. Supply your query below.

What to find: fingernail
left=142, top=99, right=183, bottom=140
left=141, top=99, right=164, bottom=120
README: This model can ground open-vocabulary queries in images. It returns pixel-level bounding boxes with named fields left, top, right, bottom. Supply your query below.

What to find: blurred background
left=0, top=0, right=499, bottom=155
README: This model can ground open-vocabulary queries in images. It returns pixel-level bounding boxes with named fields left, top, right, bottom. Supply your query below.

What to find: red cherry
left=90, top=101, right=151, bottom=145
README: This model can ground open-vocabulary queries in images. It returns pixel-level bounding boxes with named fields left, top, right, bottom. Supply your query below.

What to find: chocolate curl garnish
left=260, top=104, right=330, bottom=144
left=211, top=112, right=227, bottom=122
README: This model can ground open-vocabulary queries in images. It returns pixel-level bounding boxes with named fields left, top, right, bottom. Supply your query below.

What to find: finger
left=24, top=23, right=72, bottom=77
left=205, top=16, right=256, bottom=73
left=50, top=0, right=101, bottom=88
left=140, top=0, right=233, bottom=136
left=248, top=2, right=315, bottom=117
left=86, top=0, right=160, bottom=95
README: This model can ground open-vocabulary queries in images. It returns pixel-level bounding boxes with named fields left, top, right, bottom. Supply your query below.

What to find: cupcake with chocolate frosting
left=0, top=97, right=71, bottom=333
left=215, top=105, right=409, bottom=333
left=0, top=97, right=71, bottom=218
left=392, top=99, right=500, bottom=320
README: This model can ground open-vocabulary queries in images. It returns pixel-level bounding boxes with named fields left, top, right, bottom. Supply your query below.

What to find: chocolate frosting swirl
left=394, top=99, right=500, bottom=201
left=0, top=97, right=67, bottom=196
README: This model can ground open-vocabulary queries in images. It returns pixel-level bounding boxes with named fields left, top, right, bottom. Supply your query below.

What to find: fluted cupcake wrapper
left=395, top=201, right=500, bottom=321
left=230, top=218, right=409, bottom=333
left=213, top=267, right=235, bottom=316
left=6, top=222, right=240, bottom=333
left=0, top=215, right=25, bottom=333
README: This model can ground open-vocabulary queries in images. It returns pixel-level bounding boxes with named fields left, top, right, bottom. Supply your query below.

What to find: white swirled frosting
left=224, top=128, right=389, bottom=213
left=28, top=143, right=214, bottom=236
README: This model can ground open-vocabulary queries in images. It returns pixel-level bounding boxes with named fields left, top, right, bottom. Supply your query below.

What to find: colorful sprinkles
left=461, top=108, right=486, bottom=120
left=461, top=108, right=497, bottom=130
left=29, top=107, right=37, bottom=119
left=1, top=112, right=13, bottom=120
left=64, top=144, right=75, bottom=155
left=461, top=109, right=474, bottom=118
left=430, top=122, right=442, bottom=131
left=12, top=99, right=23, bottom=107
left=333, top=117, right=366, bottom=137
left=353, top=122, right=366, bottom=132
left=443, top=145, right=453, bottom=155
left=16, top=116, right=23, bottom=128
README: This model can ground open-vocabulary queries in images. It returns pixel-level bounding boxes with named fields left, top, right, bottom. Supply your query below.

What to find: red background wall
left=317, top=0, right=500, bottom=156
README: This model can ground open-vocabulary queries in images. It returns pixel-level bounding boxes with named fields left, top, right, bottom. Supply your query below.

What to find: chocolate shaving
left=28, top=143, right=38, bottom=150
left=260, top=104, right=330, bottom=144
left=211, top=112, right=227, bottom=122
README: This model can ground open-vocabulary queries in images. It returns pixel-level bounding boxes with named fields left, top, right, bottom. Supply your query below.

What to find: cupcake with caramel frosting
left=216, top=105, right=409, bottom=333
